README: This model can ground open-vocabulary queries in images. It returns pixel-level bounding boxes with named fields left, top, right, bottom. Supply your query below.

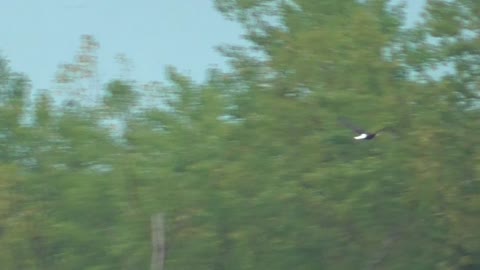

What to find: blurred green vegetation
left=1, top=0, right=480, bottom=269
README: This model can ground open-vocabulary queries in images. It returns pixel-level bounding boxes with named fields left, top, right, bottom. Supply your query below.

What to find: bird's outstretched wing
left=374, top=127, right=388, bottom=134
left=338, top=117, right=366, bottom=135
left=374, top=126, right=399, bottom=138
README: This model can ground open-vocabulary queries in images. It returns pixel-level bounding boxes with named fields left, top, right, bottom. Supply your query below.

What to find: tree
left=209, top=0, right=480, bottom=269
left=3, top=1, right=480, bottom=269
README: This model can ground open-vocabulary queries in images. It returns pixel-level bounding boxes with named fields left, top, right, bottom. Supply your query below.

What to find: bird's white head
left=354, top=133, right=368, bottom=140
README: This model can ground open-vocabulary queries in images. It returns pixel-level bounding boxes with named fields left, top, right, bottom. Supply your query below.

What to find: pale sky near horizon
left=1, top=0, right=425, bottom=91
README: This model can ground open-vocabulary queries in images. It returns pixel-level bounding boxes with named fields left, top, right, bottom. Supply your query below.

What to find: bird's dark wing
left=374, top=127, right=387, bottom=134
left=374, top=126, right=399, bottom=137
left=338, top=117, right=366, bottom=134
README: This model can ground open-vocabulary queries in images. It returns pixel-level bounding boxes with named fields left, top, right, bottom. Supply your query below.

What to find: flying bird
left=338, top=117, right=395, bottom=140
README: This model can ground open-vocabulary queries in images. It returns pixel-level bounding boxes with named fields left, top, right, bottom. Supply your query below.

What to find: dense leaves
left=1, top=0, right=480, bottom=269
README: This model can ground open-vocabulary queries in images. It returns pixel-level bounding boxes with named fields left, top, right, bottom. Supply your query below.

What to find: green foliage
left=104, top=80, right=137, bottom=112
left=2, top=0, right=480, bottom=269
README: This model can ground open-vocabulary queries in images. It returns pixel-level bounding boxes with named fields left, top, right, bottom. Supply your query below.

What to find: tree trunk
left=150, top=213, right=165, bottom=270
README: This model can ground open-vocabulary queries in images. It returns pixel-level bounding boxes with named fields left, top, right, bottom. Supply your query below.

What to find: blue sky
left=1, top=0, right=425, bottom=91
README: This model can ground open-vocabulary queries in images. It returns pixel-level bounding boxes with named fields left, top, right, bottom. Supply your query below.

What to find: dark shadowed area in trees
left=1, top=0, right=480, bottom=269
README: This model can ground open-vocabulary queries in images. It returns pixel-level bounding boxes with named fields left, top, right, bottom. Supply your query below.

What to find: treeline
left=1, top=0, right=480, bottom=269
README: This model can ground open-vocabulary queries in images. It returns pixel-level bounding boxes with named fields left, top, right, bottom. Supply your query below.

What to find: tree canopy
left=1, top=0, right=480, bottom=269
